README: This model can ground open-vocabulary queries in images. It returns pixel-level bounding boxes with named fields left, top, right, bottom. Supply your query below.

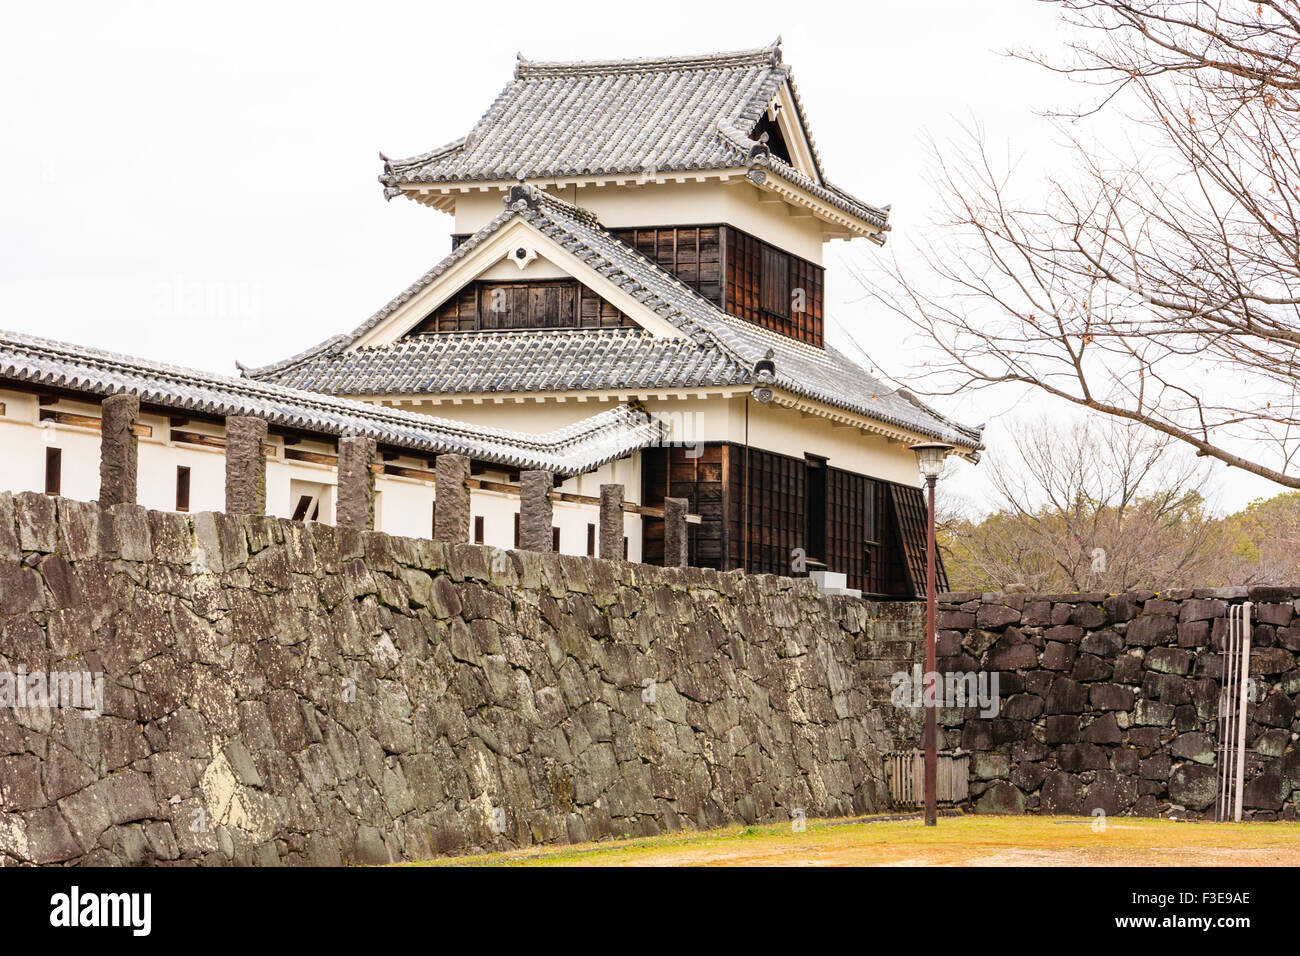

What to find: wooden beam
left=170, top=429, right=225, bottom=450
left=40, top=409, right=153, bottom=438
left=283, top=447, right=337, bottom=466
left=171, top=428, right=274, bottom=455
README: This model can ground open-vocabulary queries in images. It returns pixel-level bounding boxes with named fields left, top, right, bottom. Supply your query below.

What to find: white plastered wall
left=383, top=392, right=921, bottom=486
left=0, top=387, right=641, bottom=561
left=452, top=179, right=827, bottom=263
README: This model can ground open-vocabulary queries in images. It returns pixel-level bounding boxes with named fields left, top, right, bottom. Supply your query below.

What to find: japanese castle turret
left=0, top=41, right=980, bottom=598
left=243, top=40, right=982, bottom=595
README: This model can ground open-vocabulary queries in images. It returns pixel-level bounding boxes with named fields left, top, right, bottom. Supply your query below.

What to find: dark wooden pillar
left=99, top=393, right=139, bottom=506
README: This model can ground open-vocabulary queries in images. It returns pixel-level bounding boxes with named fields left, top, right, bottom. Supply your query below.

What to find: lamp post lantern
left=910, top=441, right=953, bottom=827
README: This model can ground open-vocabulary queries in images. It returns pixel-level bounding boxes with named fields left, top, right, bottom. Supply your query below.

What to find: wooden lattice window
left=407, top=279, right=635, bottom=334
left=723, top=227, right=824, bottom=346
left=762, top=245, right=790, bottom=318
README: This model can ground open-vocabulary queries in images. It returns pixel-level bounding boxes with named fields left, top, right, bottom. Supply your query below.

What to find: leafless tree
left=942, top=415, right=1227, bottom=591
left=862, top=0, right=1300, bottom=487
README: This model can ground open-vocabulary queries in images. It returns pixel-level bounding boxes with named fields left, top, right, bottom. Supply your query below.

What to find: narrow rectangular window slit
left=44, top=447, right=61, bottom=496
left=175, top=465, right=191, bottom=512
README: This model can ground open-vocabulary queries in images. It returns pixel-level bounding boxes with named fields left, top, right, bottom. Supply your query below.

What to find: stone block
left=99, top=393, right=139, bottom=507
left=337, top=436, right=377, bottom=531
left=598, top=484, right=624, bottom=560
left=225, top=416, right=268, bottom=515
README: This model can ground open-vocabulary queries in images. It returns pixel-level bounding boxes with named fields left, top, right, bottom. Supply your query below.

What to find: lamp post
left=910, top=441, right=953, bottom=827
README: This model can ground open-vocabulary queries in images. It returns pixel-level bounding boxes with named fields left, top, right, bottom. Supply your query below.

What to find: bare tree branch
left=863, top=0, right=1300, bottom=488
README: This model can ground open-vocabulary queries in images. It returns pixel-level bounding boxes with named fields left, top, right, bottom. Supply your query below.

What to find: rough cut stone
left=1179, top=599, right=1225, bottom=623
left=1104, top=593, right=1141, bottom=623
left=975, top=604, right=1020, bottom=627
left=518, top=470, right=554, bottom=552
left=1044, top=625, right=1084, bottom=643
left=1169, top=764, right=1217, bottom=810
left=1242, top=773, right=1287, bottom=811
left=974, top=782, right=1025, bottom=814
left=1134, top=699, right=1175, bottom=726
left=1080, top=629, right=1123, bottom=658
left=1082, top=712, right=1122, bottom=744
left=1042, top=641, right=1077, bottom=670
left=663, top=497, right=688, bottom=567
left=224, top=416, right=268, bottom=515
left=598, top=484, right=623, bottom=560
left=1145, top=646, right=1194, bottom=675
left=1125, top=614, right=1177, bottom=646
left=1044, top=677, right=1087, bottom=714
left=433, top=453, right=470, bottom=543
left=6, top=499, right=1299, bottom=863
left=98, top=393, right=139, bottom=506
left=336, top=436, right=377, bottom=531
left=0, top=498, right=945, bottom=865
left=1170, top=732, right=1215, bottom=765
left=1257, top=602, right=1294, bottom=626
left=1039, top=772, right=1082, bottom=814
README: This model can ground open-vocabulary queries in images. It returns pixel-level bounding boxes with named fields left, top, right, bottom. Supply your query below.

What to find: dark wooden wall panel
left=887, top=482, right=949, bottom=596
left=723, top=228, right=824, bottom=346
left=407, top=280, right=635, bottom=334
left=826, top=467, right=877, bottom=594
left=450, top=224, right=823, bottom=345
left=608, top=226, right=723, bottom=308
left=640, top=444, right=725, bottom=568
left=641, top=443, right=944, bottom=598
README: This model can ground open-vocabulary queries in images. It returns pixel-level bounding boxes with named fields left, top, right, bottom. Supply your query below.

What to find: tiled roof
left=264, top=328, right=748, bottom=396
left=378, top=41, right=889, bottom=231
left=0, top=329, right=663, bottom=477
left=244, top=186, right=983, bottom=451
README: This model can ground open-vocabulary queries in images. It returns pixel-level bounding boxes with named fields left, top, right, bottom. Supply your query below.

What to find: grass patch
left=407, top=813, right=1300, bottom=867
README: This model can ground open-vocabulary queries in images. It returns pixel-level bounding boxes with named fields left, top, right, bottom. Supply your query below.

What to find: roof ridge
left=514, top=40, right=781, bottom=79
left=364, top=326, right=653, bottom=350
left=509, top=183, right=601, bottom=228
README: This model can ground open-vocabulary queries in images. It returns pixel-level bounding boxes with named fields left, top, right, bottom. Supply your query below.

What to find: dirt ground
left=418, top=814, right=1300, bottom=867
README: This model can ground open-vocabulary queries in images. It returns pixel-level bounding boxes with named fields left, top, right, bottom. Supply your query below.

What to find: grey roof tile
left=245, top=186, right=983, bottom=451
left=378, top=41, right=889, bottom=231
left=256, top=328, right=748, bottom=396
left=0, top=328, right=662, bottom=477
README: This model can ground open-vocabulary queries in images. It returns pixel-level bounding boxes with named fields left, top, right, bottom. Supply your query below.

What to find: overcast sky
left=0, top=0, right=1281, bottom=513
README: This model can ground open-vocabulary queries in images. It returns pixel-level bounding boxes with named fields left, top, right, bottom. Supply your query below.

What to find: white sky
left=0, top=0, right=1282, bottom=513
